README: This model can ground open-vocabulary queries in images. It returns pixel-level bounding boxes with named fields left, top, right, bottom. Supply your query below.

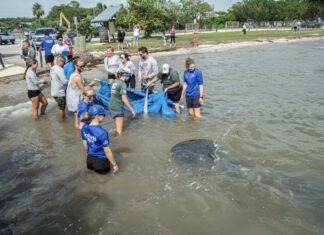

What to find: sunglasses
left=87, top=95, right=94, bottom=99
left=120, top=56, right=125, bottom=59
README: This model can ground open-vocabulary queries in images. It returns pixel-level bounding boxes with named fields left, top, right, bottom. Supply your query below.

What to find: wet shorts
left=167, top=86, right=182, bottom=102
left=54, top=96, right=66, bottom=110
left=45, top=55, right=54, bottom=64
left=108, top=73, right=116, bottom=80
left=110, top=109, right=124, bottom=119
left=186, top=96, right=201, bottom=108
left=27, top=90, right=40, bottom=99
left=87, top=155, right=110, bottom=174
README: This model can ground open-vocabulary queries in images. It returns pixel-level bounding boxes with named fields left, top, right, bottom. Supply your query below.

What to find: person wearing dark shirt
left=117, top=27, right=126, bottom=51
left=39, top=32, right=55, bottom=68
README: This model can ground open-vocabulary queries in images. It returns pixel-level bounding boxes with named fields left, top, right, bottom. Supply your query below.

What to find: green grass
left=83, top=28, right=324, bottom=52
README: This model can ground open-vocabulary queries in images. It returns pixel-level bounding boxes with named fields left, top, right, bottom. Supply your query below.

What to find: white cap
left=162, top=64, right=170, bottom=74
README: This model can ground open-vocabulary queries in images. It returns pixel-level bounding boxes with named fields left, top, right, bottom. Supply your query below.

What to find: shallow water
left=1, top=40, right=324, bottom=235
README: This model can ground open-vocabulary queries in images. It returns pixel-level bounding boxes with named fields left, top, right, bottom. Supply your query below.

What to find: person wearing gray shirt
left=25, top=58, right=48, bottom=120
left=138, top=47, right=158, bottom=94
left=50, top=56, right=68, bottom=120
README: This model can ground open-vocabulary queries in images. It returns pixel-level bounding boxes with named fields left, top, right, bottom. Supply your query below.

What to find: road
left=0, top=39, right=25, bottom=67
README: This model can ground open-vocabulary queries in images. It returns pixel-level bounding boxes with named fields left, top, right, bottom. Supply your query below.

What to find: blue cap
left=88, top=104, right=106, bottom=117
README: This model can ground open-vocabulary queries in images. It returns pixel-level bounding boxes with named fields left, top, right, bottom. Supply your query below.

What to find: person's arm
left=197, top=70, right=204, bottom=104
left=165, top=71, right=180, bottom=92
left=51, top=45, right=59, bottom=57
left=122, top=95, right=136, bottom=117
left=138, top=63, right=142, bottom=81
left=103, top=147, right=118, bottom=173
left=146, top=73, right=160, bottom=87
left=82, top=140, right=88, bottom=151
left=180, top=81, right=187, bottom=104
left=30, top=71, right=46, bottom=85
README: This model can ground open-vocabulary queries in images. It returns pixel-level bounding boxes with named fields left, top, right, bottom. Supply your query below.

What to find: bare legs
left=31, top=93, right=48, bottom=120
left=115, top=117, right=124, bottom=135
left=188, top=108, right=201, bottom=120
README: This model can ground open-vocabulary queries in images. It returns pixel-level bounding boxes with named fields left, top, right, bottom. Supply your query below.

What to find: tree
left=94, top=2, right=107, bottom=15
left=32, top=3, right=45, bottom=24
left=78, top=16, right=95, bottom=40
left=69, top=1, right=80, bottom=8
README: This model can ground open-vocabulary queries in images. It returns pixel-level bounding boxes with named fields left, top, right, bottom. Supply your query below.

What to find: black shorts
left=54, top=96, right=66, bottom=110
left=27, top=90, right=40, bottom=99
left=108, top=73, right=116, bottom=80
left=118, top=38, right=124, bottom=43
left=125, top=74, right=136, bottom=89
left=167, top=86, right=182, bottom=102
left=87, top=155, right=111, bottom=174
left=170, top=35, right=176, bottom=43
left=45, top=55, right=54, bottom=64
left=186, top=96, right=201, bottom=108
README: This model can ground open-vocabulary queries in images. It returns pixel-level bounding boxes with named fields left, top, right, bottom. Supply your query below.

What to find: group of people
left=24, top=38, right=205, bottom=174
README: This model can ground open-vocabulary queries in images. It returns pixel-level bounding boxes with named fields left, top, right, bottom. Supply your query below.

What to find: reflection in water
left=0, top=40, right=324, bottom=234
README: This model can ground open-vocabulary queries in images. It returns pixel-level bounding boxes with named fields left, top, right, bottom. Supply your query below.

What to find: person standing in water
left=109, top=70, right=136, bottom=135
left=81, top=104, right=119, bottom=174
left=104, top=47, right=121, bottom=84
left=78, top=86, right=94, bottom=130
left=25, top=58, right=49, bottom=120
left=180, top=58, right=204, bottom=119
left=118, top=52, right=136, bottom=91
left=50, top=56, right=68, bottom=121
left=138, top=47, right=159, bottom=94
left=66, top=58, right=91, bottom=129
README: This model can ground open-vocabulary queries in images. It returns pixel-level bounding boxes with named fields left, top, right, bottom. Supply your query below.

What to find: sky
left=0, top=0, right=240, bottom=18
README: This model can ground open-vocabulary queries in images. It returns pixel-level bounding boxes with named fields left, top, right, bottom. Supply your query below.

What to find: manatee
left=170, top=139, right=222, bottom=168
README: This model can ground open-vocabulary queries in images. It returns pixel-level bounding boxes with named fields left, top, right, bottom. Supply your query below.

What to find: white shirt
left=51, top=44, right=69, bottom=61
left=134, top=28, right=140, bottom=36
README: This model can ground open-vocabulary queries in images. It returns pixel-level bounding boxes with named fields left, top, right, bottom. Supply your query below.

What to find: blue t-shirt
left=64, top=61, right=75, bottom=80
left=77, top=100, right=92, bottom=120
left=81, top=124, right=110, bottom=159
left=183, top=68, right=204, bottom=97
left=40, top=37, right=55, bottom=56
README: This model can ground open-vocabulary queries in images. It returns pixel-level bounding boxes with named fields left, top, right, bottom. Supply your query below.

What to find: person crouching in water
left=25, top=58, right=49, bottom=120
left=109, top=70, right=136, bottom=135
left=78, top=86, right=94, bottom=130
left=81, top=104, right=119, bottom=174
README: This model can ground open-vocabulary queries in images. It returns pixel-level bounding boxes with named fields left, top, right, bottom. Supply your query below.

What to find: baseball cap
left=88, top=105, right=106, bottom=117
left=162, top=64, right=170, bottom=74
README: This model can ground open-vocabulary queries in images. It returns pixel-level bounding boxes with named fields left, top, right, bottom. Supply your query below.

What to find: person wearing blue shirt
left=39, top=32, right=55, bottom=68
left=180, top=58, right=204, bottom=119
left=78, top=86, right=94, bottom=130
left=81, top=104, right=119, bottom=174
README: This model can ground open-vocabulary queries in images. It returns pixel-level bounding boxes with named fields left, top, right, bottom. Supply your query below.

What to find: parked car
left=32, top=28, right=57, bottom=49
left=0, top=31, right=15, bottom=44
left=29, top=31, right=35, bottom=40
left=301, top=21, right=321, bottom=28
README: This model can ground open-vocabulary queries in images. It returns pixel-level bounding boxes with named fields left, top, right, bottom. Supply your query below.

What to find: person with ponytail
left=77, top=86, right=94, bottom=130
left=81, top=104, right=119, bottom=174
left=25, top=58, right=49, bottom=120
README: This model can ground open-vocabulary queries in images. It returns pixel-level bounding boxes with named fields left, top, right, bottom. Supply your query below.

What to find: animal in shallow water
left=170, top=139, right=221, bottom=167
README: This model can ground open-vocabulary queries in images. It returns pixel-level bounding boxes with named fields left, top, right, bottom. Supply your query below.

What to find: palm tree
left=32, top=3, right=45, bottom=24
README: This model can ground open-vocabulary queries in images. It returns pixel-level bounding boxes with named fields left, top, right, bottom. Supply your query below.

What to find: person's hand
left=199, top=97, right=204, bottom=105
left=179, top=96, right=184, bottom=104
left=112, top=164, right=119, bottom=173
left=164, top=87, right=169, bottom=92
left=89, top=81, right=96, bottom=87
left=146, top=81, right=152, bottom=87
left=131, top=110, right=136, bottom=118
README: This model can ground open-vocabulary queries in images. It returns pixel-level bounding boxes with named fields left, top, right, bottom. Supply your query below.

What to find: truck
left=0, top=31, right=15, bottom=44
left=32, top=28, right=57, bottom=49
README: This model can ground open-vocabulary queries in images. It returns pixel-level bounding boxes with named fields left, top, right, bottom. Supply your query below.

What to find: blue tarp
left=94, top=80, right=176, bottom=118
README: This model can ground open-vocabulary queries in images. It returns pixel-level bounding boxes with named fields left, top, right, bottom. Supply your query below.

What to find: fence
left=185, top=23, right=215, bottom=31
left=225, top=21, right=295, bottom=29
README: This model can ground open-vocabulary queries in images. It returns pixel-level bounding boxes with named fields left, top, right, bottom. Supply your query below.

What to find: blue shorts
left=110, top=109, right=124, bottom=119
left=133, top=35, right=139, bottom=41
